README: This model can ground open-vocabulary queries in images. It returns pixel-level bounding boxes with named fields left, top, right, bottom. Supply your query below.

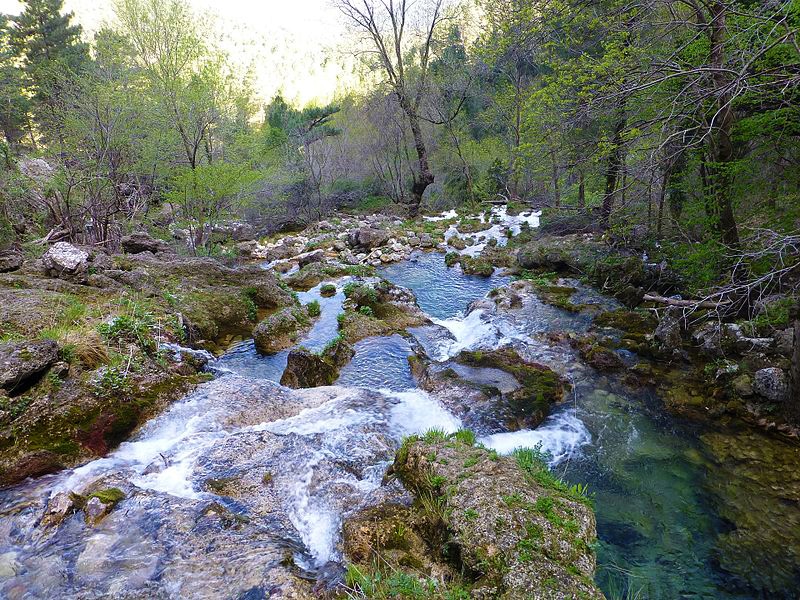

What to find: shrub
left=306, top=300, right=321, bottom=317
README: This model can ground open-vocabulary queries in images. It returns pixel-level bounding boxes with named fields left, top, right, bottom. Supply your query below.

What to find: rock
left=0, top=339, right=59, bottom=391
left=581, top=344, right=625, bottom=371
left=234, top=240, right=259, bottom=257
left=41, top=242, right=89, bottom=281
left=419, top=233, right=434, bottom=248
left=253, top=307, right=312, bottom=355
left=349, top=437, right=604, bottom=599
left=0, top=250, right=23, bottom=273
left=732, top=374, right=754, bottom=397
left=279, top=341, right=354, bottom=389
left=40, top=491, right=78, bottom=528
left=654, top=307, right=684, bottom=352
left=753, top=368, right=790, bottom=402
left=121, top=231, right=172, bottom=254
left=449, top=236, right=466, bottom=250
left=83, top=488, right=125, bottom=526
left=298, top=249, right=325, bottom=267
left=349, top=227, right=390, bottom=250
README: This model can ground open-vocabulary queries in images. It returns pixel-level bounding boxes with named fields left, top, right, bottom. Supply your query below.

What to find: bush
left=306, top=300, right=321, bottom=317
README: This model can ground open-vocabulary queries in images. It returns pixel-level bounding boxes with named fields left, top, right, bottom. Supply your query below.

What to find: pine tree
left=0, top=15, right=31, bottom=146
left=9, top=0, right=88, bottom=132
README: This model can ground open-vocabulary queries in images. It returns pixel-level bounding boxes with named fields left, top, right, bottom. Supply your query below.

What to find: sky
left=0, top=0, right=356, bottom=106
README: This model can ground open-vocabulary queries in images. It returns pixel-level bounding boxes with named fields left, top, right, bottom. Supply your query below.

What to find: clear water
left=379, top=254, right=800, bottom=600
left=1, top=221, right=799, bottom=599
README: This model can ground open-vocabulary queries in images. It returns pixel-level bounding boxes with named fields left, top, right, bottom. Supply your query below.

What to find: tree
left=335, top=0, right=448, bottom=215
left=0, top=15, right=31, bottom=146
left=9, top=0, right=88, bottom=133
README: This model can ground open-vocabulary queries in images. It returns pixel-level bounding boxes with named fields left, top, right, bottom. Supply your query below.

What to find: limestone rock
left=121, top=231, right=172, bottom=254
left=654, top=307, right=684, bottom=352
left=753, top=368, right=790, bottom=402
left=42, top=242, right=89, bottom=281
left=40, top=491, right=77, bottom=528
left=349, top=227, right=390, bottom=250
left=253, top=307, right=312, bottom=355
left=0, top=339, right=59, bottom=391
left=0, top=250, right=23, bottom=273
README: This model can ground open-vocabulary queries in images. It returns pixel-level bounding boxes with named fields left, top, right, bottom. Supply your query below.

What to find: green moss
left=594, top=309, right=657, bottom=335
left=87, top=487, right=125, bottom=505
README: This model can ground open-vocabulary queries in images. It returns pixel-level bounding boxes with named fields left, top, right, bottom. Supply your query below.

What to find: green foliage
left=306, top=300, right=321, bottom=318
left=320, top=283, right=337, bottom=297
left=358, top=305, right=374, bottom=317
left=345, top=564, right=470, bottom=599
left=512, top=446, right=593, bottom=507
left=92, top=366, right=132, bottom=398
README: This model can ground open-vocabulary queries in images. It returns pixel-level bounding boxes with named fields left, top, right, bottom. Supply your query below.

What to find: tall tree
left=0, top=15, right=31, bottom=146
left=335, top=0, right=447, bottom=216
left=9, top=0, right=88, bottom=132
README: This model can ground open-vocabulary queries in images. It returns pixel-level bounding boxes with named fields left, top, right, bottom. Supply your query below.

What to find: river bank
left=0, top=207, right=798, bottom=598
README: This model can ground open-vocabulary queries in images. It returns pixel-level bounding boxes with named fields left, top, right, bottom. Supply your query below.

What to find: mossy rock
left=252, top=306, right=315, bottom=355
left=594, top=309, right=657, bottom=335
left=383, top=438, right=603, bottom=599
left=455, top=348, right=568, bottom=429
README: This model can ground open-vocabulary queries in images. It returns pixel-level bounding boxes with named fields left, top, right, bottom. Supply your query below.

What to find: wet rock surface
left=344, top=436, right=604, bottom=599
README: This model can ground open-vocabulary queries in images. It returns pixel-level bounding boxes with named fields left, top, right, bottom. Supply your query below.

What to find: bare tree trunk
left=578, top=171, right=585, bottom=209
left=550, top=149, right=560, bottom=207
left=708, top=1, right=739, bottom=247
left=601, top=116, right=624, bottom=229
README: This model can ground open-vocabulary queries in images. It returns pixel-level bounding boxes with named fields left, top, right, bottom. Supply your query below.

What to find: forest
left=1, top=0, right=797, bottom=286
left=1, top=0, right=800, bottom=599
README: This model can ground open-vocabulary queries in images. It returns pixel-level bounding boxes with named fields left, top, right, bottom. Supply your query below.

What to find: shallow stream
left=1, top=214, right=799, bottom=599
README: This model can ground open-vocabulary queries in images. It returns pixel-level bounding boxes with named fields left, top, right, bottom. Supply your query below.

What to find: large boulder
left=753, top=367, right=790, bottom=402
left=279, top=341, right=354, bottom=389
left=41, top=242, right=89, bottom=281
left=0, top=340, right=59, bottom=391
left=344, top=436, right=604, bottom=599
left=348, top=226, right=390, bottom=250
left=0, top=250, right=23, bottom=273
left=121, top=231, right=172, bottom=254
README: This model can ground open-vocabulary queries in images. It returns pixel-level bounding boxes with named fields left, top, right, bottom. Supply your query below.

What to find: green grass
left=513, top=446, right=593, bottom=507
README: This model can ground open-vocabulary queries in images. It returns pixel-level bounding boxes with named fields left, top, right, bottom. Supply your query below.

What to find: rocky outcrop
left=279, top=340, right=354, bottom=388
left=42, top=242, right=89, bottom=281
left=411, top=348, right=568, bottom=432
left=344, top=435, right=604, bottom=599
left=754, top=367, right=790, bottom=402
left=253, top=306, right=314, bottom=355
left=0, top=250, right=23, bottom=273
left=121, top=231, right=172, bottom=254
left=348, top=226, right=391, bottom=250
left=0, top=339, right=59, bottom=392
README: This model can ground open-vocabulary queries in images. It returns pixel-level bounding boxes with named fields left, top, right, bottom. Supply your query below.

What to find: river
left=1, top=216, right=799, bottom=599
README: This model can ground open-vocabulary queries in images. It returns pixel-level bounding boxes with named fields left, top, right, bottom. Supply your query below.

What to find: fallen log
left=643, top=293, right=731, bottom=309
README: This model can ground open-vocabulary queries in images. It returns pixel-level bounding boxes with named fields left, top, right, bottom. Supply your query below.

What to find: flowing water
left=1, top=210, right=800, bottom=599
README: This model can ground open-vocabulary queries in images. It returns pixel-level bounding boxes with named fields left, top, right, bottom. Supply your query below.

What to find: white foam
left=479, top=411, right=591, bottom=466
left=386, top=389, right=462, bottom=436
left=288, top=452, right=340, bottom=565
left=423, top=209, right=457, bottom=222
left=431, top=309, right=505, bottom=360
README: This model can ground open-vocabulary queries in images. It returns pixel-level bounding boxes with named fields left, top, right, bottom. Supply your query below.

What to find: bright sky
left=0, top=0, right=356, bottom=106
